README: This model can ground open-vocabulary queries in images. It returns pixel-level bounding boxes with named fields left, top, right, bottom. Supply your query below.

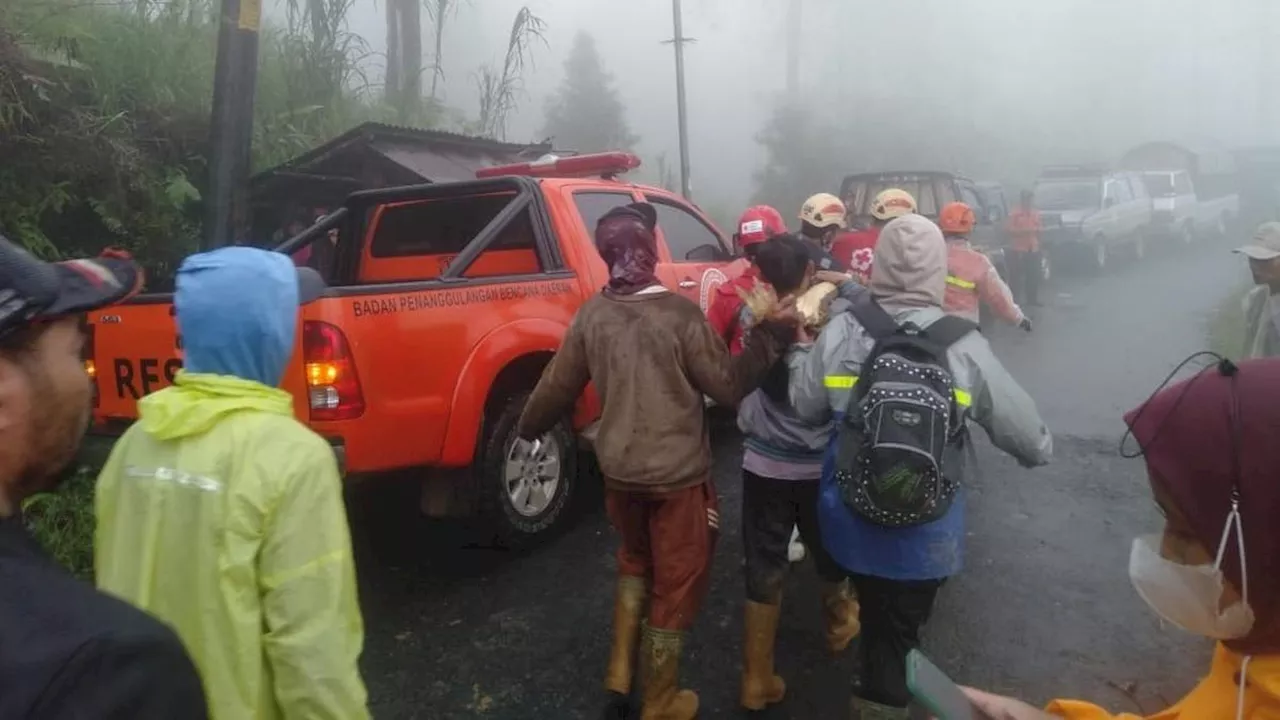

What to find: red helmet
left=736, top=205, right=787, bottom=248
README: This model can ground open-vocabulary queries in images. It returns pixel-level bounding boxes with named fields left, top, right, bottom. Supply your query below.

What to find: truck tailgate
left=91, top=299, right=183, bottom=424
left=90, top=298, right=308, bottom=427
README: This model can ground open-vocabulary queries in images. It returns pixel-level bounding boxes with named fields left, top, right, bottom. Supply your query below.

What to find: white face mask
left=1128, top=498, right=1254, bottom=640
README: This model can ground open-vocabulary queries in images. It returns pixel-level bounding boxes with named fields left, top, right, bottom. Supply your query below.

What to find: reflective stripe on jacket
left=789, top=302, right=1052, bottom=469
left=944, top=239, right=1025, bottom=325
left=95, top=372, right=369, bottom=720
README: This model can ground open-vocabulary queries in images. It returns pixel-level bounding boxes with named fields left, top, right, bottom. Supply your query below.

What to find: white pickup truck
left=1139, top=169, right=1239, bottom=245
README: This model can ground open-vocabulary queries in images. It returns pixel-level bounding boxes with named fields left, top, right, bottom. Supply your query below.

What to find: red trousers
left=605, top=481, right=719, bottom=630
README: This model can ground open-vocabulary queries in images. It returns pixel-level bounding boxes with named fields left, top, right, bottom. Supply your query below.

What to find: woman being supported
left=965, top=358, right=1280, bottom=720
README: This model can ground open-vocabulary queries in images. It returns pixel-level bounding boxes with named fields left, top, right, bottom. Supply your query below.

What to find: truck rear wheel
left=478, top=391, right=577, bottom=546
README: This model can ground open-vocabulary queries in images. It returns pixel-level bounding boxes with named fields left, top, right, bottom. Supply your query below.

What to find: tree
left=475, top=6, right=546, bottom=140
left=541, top=32, right=636, bottom=153
left=385, top=0, right=421, bottom=119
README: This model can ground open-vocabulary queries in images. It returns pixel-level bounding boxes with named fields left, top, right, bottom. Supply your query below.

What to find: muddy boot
left=639, top=625, right=698, bottom=720
left=604, top=576, right=647, bottom=693
left=603, top=576, right=646, bottom=717
left=739, top=600, right=786, bottom=710
left=850, top=696, right=910, bottom=720
left=820, top=580, right=861, bottom=653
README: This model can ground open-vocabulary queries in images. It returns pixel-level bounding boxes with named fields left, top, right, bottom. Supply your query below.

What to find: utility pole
left=664, top=0, right=694, bottom=200
left=202, top=0, right=262, bottom=249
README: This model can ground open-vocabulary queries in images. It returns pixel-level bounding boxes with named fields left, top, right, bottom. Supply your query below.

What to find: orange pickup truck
left=87, top=152, right=737, bottom=543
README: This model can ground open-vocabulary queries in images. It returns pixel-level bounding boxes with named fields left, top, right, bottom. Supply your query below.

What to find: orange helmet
left=938, top=202, right=976, bottom=235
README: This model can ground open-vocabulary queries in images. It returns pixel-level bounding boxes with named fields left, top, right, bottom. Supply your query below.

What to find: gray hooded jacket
left=788, top=215, right=1052, bottom=468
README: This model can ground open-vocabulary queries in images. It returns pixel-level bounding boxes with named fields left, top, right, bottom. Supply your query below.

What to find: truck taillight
left=303, top=321, right=365, bottom=421
left=83, top=323, right=98, bottom=408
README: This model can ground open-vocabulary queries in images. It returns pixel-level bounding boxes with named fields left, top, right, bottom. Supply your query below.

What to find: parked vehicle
left=1119, top=143, right=1240, bottom=244
left=839, top=171, right=1010, bottom=274
left=86, top=152, right=736, bottom=545
left=1139, top=169, right=1239, bottom=243
left=1033, top=164, right=1152, bottom=271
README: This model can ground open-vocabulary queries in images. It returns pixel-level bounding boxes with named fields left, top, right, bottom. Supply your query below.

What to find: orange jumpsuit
left=943, top=237, right=1025, bottom=325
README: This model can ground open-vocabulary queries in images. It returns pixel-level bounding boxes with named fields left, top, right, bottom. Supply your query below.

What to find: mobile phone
left=905, top=649, right=976, bottom=720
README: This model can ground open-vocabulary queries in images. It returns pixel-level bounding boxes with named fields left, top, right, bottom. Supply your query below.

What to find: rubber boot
left=850, top=696, right=910, bottom=720
left=820, top=580, right=861, bottom=653
left=739, top=600, right=786, bottom=710
left=603, top=576, right=646, bottom=718
left=639, top=625, right=698, bottom=720
left=605, top=576, right=647, bottom=694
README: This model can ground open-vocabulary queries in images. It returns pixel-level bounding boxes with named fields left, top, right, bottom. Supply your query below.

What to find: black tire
left=477, top=391, right=578, bottom=546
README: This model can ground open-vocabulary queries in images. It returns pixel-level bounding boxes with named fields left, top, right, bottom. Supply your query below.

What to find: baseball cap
left=0, top=233, right=145, bottom=339
left=1234, top=222, right=1280, bottom=261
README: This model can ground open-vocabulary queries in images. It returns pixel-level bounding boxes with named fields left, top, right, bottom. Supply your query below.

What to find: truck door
left=645, top=195, right=733, bottom=312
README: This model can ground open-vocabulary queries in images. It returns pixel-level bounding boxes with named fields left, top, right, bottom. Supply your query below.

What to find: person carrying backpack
left=788, top=213, right=1053, bottom=719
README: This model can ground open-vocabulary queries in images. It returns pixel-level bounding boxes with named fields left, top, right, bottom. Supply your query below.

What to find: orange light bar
left=475, top=152, right=642, bottom=180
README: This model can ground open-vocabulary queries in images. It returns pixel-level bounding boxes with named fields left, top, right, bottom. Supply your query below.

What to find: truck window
left=363, top=193, right=543, bottom=282
left=959, top=184, right=985, bottom=219
left=645, top=197, right=725, bottom=261
left=1174, top=171, right=1194, bottom=194
left=1106, top=178, right=1131, bottom=204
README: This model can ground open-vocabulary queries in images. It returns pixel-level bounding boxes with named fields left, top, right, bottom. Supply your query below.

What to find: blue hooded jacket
left=175, top=246, right=300, bottom=386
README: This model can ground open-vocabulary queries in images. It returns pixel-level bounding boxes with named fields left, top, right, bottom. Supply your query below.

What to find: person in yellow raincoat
left=963, top=358, right=1280, bottom=720
left=94, top=246, right=368, bottom=720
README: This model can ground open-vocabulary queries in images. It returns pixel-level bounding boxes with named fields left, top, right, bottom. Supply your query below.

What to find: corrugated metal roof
left=252, top=121, right=554, bottom=184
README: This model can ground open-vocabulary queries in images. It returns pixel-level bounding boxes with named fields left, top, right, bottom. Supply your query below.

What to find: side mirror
left=686, top=243, right=731, bottom=263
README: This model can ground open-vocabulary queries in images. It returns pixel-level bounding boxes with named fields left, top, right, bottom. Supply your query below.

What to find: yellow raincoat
left=95, top=372, right=368, bottom=720
left=1046, top=645, right=1280, bottom=719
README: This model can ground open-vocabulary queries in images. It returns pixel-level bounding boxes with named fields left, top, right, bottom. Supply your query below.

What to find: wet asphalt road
left=350, top=237, right=1244, bottom=719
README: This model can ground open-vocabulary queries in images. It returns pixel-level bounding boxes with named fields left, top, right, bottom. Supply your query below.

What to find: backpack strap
left=924, top=314, right=978, bottom=350
left=848, top=294, right=899, bottom=340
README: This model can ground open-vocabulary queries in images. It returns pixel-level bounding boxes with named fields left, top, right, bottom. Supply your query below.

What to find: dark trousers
left=606, top=481, right=719, bottom=630
left=742, top=469, right=845, bottom=603
left=850, top=573, right=944, bottom=708
left=1010, top=250, right=1041, bottom=305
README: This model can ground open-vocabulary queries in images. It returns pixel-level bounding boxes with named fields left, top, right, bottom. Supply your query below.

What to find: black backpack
left=833, top=297, right=976, bottom=527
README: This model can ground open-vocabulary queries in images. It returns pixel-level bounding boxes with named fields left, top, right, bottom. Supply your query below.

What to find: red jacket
left=706, top=269, right=761, bottom=355
left=831, top=228, right=880, bottom=283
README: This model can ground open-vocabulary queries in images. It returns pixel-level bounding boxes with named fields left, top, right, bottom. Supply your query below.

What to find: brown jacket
left=517, top=288, right=789, bottom=493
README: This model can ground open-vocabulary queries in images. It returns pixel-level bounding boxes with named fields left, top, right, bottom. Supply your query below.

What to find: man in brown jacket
left=517, top=203, right=797, bottom=720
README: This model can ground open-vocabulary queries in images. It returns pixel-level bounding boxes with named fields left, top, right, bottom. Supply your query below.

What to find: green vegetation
left=23, top=469, right=97, bottom=580
left=0, top=0, right=544, bottom=276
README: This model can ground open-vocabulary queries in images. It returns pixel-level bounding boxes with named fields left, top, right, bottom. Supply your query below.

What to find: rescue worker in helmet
left=938, top=201, right=1032, bottom=332
left=797, top=193, right=852, bottom=274
left=831, top=188, right=917, bottom=284
left=708, top=206, right=789, bottom=354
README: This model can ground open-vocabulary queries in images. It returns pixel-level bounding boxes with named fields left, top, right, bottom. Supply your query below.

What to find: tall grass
left=23, top=468, right=97, bottom=580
